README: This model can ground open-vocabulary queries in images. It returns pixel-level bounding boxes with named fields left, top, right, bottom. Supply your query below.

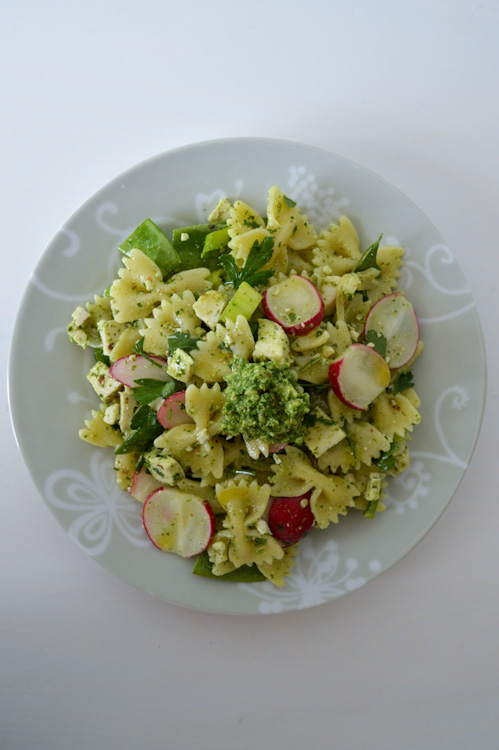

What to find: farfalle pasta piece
left=370, top=390, right=422, bottom=442
left=185, top=383, right=225, bottom=438
left=109, top=248, right=166, bottom=323
left=257, top=545, right=298, bottom=587
left=212, top=478, right=284, bottom=569
left=266, top=186, right=317, bottom=251
left=154, top=424, right=225, bottom=481
left=227, top=200, right=265, bottom=235
left=79, top=408, right=123, bottom=448
left=141, top=290, right=203, bottom=355
left=97, top=319, right=142, bottom=362
left=271, top=446, right=359, bottom=528
left=190, top=325, right=232, bottom=382
left=312, top=216, right=361, bottom=274
left=348, top=421, right=392, bottom=466
left=224, top=315, right=255, bottom=361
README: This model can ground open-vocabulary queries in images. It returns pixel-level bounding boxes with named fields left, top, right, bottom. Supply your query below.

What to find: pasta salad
left=68, top=187, right=422, bottom=587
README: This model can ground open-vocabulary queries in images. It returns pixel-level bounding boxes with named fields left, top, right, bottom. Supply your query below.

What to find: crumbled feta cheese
left=180, top=232, right=189, bottom=241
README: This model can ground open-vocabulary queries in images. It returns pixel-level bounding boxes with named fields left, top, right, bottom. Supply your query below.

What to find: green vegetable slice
left=192, top=551, right=266, bottom=582
left=119, top=219, right=180, bottom=278
left=353, top=234, right=382, bottom=272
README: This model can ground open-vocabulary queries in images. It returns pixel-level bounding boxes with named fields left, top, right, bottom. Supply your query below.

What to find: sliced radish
left=363, top=292, right=419, bottom=369
left=268, top=492, right=314, bottom=547
left=110, top=354, right=169, bottom=387
left=269, top=443, right=288, bottom=454
left=129, top=466, right=163, bottom=503
left=142, top=488, right=216, bottom=558
left=157, top=390, right=194, bottom=429
left=329, top=343, right=391, bottom=411
left=263, top=275, right=324, bottom=336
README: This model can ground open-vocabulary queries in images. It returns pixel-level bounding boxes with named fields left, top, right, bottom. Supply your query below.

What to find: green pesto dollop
left=220, top=357, right=310, bottom=444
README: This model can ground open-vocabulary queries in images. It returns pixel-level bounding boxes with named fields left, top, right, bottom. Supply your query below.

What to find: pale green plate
left=9, top=138, right=486, bottom=614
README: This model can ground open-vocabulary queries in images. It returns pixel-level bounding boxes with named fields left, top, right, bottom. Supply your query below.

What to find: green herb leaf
left=114, top=424, right=164, bottom=455
left=130, top=405, right=158, bottom=430
left=364, top=330, right=387, bottom=358
left=94, top=348, right=110, bottom=366
left=167, top=331, right=202, bottom=356
left=219, top=236, right=275, bottom=288
left=374, top=441, right=398, bottom=471
left=133, top=336, right=163, bottom=368
left=391, top=370, right=415, bottom=395
left=283, top=195, right=296, bottom=208
left=353, top=234, right=383, bottom=272
left=303, top=412, right=335, bottom=428
left=133, top=378, right=176, bottom=405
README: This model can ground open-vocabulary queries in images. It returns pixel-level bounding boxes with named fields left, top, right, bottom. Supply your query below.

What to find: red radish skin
left=129, top=467, right=163, bottom=503
left=263, top=275, right=325, bottom=336
left=110, top=354, right=169, bottom=387
left=363, top=292, right=419, bottom=369
left=329, top=343, right=391, bottom=411
left=268, top=493, right=315, bottom=547
left=157, top=391, right=194, bottom=429
left=269, top=443, right=288, bottom=454
left=142, top=488, right=216, bottom=558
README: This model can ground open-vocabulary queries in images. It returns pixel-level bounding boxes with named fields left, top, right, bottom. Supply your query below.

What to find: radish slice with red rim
left=110, top=354, right=169, bottom=387
left=129, top=466, right=163, bottom=503
left=363, top=292, right=419, bottom=369
left=329, top=343, right=391, bottom=411
left=263, top=275, right=324, bottom=336
left=142, top=488, right=215, bottom=558
left=157, top=390, right=194, bottom=429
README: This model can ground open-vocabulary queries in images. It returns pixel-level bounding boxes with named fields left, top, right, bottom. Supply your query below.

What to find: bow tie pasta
left=68, top=186, right=422, bottom=588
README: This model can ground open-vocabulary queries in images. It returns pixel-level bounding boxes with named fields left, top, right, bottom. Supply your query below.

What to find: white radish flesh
left=263, top=275, right=324, bottom=336
left=329, top=343, right=391, bottom=411
left=110, top=354, right=169, bottom=387
left=142, top=488, right=215, bottom=558
left=157, top=391, right=194, bottom=429
left=363, top=292, right=419, bottom=369
left=129, top=466, right=163, bottom=503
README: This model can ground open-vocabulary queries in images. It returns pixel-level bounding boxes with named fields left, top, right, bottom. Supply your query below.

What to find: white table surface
left=2, top=2, right=498, bottom=748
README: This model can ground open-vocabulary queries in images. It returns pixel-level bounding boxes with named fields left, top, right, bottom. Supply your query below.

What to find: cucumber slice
left=119, top=219, right=180, bottom=278
left=220, top=281, right=262, bottom=323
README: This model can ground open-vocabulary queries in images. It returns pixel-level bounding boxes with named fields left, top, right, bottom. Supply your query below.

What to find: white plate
left=9, top=138, right=486, bottom=615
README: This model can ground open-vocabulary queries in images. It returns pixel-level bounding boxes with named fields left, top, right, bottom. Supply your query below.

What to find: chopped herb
left=353, top=234, right=382, bottom=272
left=299, top=355, right=322, bottom=373
left=133, top=378, right=177, bottom=405
left=243, top=219, right=261, bottom=229
left=283, top=195, right=296, bottom=207
left=94, top=348, right=110, bottom=366
left=133, top=336, right=163, bottom=368
left=298, top=381, right=330, bottom=391
left=391, top=370, right=415, bottom=394
left=288, top=311, right=297, bottom=323
left=374, top=441, right=398, bottom=471
left=130, top=405, right=158, bottom=430
left=303, top=412, right=335, bottom=428
left=167, top=331, right=201, bottom=356
left=364, top=330, right=387, bottom=358
left=219, top=236, right=275, bottom=288
left=114, top=424, right=164, bottom=455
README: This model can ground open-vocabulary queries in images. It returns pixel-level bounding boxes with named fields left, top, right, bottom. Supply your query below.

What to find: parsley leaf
left=133, top=378, right=177, bottom=405
left=133, top=336, right=163, bottom=368
left=130, top=405, right=159, bottom=430
left=219, top=236, right=275, bottom=288
left=353, top=234, right=382, bottom=272
left=94, top=347, right=110, bottom=366
left=283, top=195, right=296, bottom=207
left=114, top=424, right=164, bottom=455
left=167, top=331, right=201, bottom=356
left=391, top=370, right=415, bottom=395
left=364, top=330, right=387, bottom=358
left=303, top=412, right=335, bottom=428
